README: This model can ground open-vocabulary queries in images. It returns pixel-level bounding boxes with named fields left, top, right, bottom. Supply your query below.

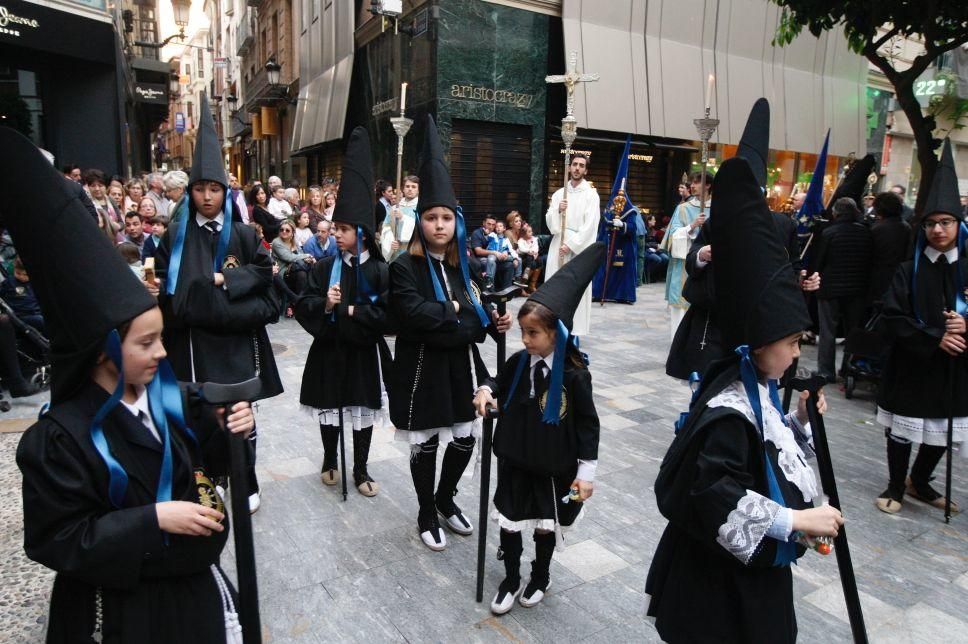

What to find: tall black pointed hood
left=711, top=156, right=811, bottom=350
left=923, top=138, right=962, bottom=220
left=825, top=154, right=875, bottom=214
left=736, top=98, right=771, bottom=189
left=188, top=93, right=227, bottom=188
left=417, top=115, right=458, bottom=215
left=0, top=127, right=156, bottom=403
left=529, top=243, right=606, bottom=331
left=332, top=127, right=376, bottom=231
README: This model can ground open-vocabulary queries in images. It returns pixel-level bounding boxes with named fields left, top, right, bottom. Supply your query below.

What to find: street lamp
left=169, top=71, right=181, bottom=97
left=265, top=58, right=282, bottom=87
left=171, top=0, right=191, bottom=32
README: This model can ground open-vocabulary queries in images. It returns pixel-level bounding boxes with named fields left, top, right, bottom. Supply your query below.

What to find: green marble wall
left=435, top=0, right=549, bottom=225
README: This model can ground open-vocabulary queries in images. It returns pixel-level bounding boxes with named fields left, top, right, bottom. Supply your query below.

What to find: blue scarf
left=165, top=196, right=233, bottom=296
left=327, top=226, right=379, bottom=320
left=735, top=345, right=797, bottom=567
left=503, top=323, right=578, bottom=425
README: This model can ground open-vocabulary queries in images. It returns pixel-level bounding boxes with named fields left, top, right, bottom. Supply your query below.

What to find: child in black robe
left=875, top=139, right=968, bottom=515
left=475, top=244, right=603, bottom=614
left=296, top=128, right=391, bottom=497
left=1, top=126, right=255, bottom=643
left=154, top=94, right=282, bottom=513
left=388, top=116, right=511, bottom=551
left=646, top=155, right=844, bottom=643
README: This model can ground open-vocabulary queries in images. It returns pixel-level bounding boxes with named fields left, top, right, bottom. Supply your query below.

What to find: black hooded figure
left=2, top=126, right=246, bottom=643
left=874, top=138, right=968, bottom=516
left=295, top=127, right=391, bottom=498
left=647, top=154, right=836, bottom=643
left=666, top=98, right=801, bottom=381
left=154, top=93, right=282, bottom=511
left=479, top=243, right=602, bottom=615
left=387, top=115, right=498, bottom=552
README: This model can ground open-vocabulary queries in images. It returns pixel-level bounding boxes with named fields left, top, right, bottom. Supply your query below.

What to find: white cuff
left=694, top=255, right=709, bottom=269
left=475, top=385, right=493, bottom=396
left=576, top=459, right=597, bottom=482
left=766, top=507, right=794, bottom=541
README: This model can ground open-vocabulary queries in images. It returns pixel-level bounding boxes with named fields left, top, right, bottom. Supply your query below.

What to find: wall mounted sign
left=175, top=112, right=186, bottom=133
left=134, top=82, right=168, bottom=105
left=0, top=4, right=40, bottom=37
left=450, top=83, right=535, bottom=109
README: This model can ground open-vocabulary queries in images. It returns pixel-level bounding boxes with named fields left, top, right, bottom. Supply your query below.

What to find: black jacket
left=252, top=205, right=280, bottom=242
left=869, top=217, right=911, bottom=304
left=814, top=216, right=872, bottom=299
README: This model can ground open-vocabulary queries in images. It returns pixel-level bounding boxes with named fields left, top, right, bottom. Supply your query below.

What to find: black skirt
left=493, top=459, right=582, bottom=527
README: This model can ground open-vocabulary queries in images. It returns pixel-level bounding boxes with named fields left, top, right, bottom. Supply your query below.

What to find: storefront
left=0, top=0, right=126, bottom=173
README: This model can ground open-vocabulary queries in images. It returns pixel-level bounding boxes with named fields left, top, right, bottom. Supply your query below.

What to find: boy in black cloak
left=388, top=115, right=511, bottom=551
left=154, top=94, right=283, bottom=513
left=666, top=98, right=814, bottom=381
left=875, top=139, right=968, bottom=515
left=475, top=243, right=603, bottom=614
left=3, top=126, right=255, bottom=643
left=646, top=151, right=844, bottom=643
left=295, top=127, right=391, bottom=497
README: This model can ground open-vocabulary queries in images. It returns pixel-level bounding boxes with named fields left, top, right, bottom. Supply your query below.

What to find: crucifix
left=546, top=50, right=599, bottom=264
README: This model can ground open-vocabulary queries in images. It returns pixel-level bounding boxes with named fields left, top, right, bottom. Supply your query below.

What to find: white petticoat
left=393, top=418, right=483, bottom=447
left=877, top=406, right=968, bottom=455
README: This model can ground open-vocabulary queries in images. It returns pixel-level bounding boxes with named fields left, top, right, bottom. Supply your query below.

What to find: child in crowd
left=0, top=256, right=45, bottom=333
left=486, top=220, right=519, bottom=289
left=475, top=243, right=603, bottom=614
left=141, top=214, right=169, bottom=261
left=117, top=241, right=144, bottom=280
left=388, top=115, right=511, bottom=551
left=296, top=128, right=390, bottom=497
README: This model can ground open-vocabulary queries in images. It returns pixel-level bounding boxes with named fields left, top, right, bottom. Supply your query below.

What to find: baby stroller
left=841, top=309, right=887, bottom=400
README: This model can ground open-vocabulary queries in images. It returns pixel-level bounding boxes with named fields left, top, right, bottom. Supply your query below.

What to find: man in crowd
left=545, top=153, right=601, bottom=337
left=62, top=165, right=81, bottom=183
left=302, top=219, right=338, bottom=260
left=381, top=175, right=418, bottom=262
left=664, top=171, right=712, bottom=341
left=373, top=179, right=393, bottom=230
left=145, top=172, right=171, bottom=215
left=891, top=184, right=916, bottom=223
left=267, top=175, right=283, bottom=193
left=813, top=196, right=873, bottom=382
left=229, top=174, right=249, bottom=224
left=471, top=215, right=514, bottom=291
left=123, top=212, right=146, bottom=252
left=284, top=187, right=302, bottom=213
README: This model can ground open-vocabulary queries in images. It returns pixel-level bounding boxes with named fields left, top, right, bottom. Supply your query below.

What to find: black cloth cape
left=646, top=359, right=812, bottom=643
left=387, top=251, right=493, bottom=432
left=154, top=216, right=283, bottom=401
left=295, top=252, right=391, bottom=409
left=251, top=205, right=281, bottom=242
left=16, top=382, right=234, bottom=643
left=876, top=254, right=968, bottom=418
left=485, top=348, right=599, bottom=524
left=666, top=213, right=798, bottom=380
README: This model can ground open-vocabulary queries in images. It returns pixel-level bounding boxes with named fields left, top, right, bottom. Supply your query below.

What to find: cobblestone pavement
left=2, top=283, right=968, bottom=643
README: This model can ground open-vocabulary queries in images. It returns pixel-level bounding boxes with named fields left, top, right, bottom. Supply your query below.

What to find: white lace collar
left=708, top=380, right=819, bottom=503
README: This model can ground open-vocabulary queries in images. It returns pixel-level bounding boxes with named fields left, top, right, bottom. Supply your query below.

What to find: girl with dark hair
left=475, top=244, right=603, bottom=615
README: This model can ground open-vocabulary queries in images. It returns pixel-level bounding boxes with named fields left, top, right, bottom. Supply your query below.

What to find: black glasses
left=922, top=218, right=959, bottom=230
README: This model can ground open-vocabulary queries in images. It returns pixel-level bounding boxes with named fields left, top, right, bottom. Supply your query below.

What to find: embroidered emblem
left=195, top=468, right=224, bottom=516
left=222, top=255, right=241, bottom=270
left=466, top=280, right=482, bottom=306
left=538, top=387, right=568, bottom=421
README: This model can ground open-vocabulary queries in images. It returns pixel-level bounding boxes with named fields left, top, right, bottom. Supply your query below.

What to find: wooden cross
left=545, top=50, right=600, bottom=119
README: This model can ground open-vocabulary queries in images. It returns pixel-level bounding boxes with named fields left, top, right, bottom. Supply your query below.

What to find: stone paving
left=2, top=282, right=968, bottom=643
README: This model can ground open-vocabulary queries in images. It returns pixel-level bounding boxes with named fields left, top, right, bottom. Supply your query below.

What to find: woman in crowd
left=250, top=184, right=280, bottom=242
left=162, top=170, right=189, bottom=220
left=303, top=186, right=326, bottom=230
left=125, top=178, right=146, bottom=214
left=272, top=220, right=315, bottom=297
left=138, top=195, right=158, bottom=224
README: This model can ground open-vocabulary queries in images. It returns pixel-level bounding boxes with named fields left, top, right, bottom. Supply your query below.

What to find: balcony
left=236, top=14, right=254, bottom=56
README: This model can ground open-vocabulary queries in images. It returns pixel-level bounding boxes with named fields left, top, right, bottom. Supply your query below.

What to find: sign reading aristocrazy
left=450, top=84, right=535, bottom=109
left=0, top=5, right=40, bottom=37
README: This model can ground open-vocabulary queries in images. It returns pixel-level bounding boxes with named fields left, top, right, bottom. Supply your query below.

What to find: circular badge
left=538, top=387, right=569, bottom=421
left=195, top=468, right=225, bottom=517
left=222, top=255, right=241, bottom=270
left=466, top=280, right=482, bottom=306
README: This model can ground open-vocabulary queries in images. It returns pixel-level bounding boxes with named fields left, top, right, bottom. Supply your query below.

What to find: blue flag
left=796, top=129, right=829, bottom=236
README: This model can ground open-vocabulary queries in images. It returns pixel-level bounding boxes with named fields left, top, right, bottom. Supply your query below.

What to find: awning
left=291, top=0, right=355, bottom=154
left=561, top=0, right=867, bottom=157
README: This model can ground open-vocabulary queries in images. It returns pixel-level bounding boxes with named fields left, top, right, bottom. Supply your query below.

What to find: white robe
left=545, top=179, right=601, bottom=337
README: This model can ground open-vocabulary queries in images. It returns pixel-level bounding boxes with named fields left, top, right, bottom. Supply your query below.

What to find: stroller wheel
left=0, top=400, right=10, bottom=412
left=844, top=375, right=856, bottom=400
left=30, top=369, right=49, bottom=389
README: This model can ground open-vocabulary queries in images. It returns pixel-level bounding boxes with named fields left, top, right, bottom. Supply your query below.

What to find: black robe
left=666, top=213, right=799, bottom=380
left=16, top=382, right=234, bottom=643
left=485, top=349, right=599, bottom=525
left=155, top=218, right=283, bottom=401
left=295, top=252, right=391, bottom=409
left=646, top=359, right=812, bottom=644
left=876, top=253, right=968, bottom=418
left=387, top=252, right=492, bottom=432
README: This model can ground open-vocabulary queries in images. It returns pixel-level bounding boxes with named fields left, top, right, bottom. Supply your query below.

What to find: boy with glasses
left=875, top=139, right=968, bottom=515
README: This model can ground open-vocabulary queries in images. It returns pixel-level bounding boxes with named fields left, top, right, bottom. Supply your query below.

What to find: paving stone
left=552, top=539, right=629, bottom=582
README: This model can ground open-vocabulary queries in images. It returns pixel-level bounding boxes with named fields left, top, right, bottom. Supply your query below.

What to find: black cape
left=876, top=253, right=968, bottom=418
left=646, top=359, right=811, bottom=643
left=16, top=382, right=234, bottom=643
left=155, top=216, right=283, bottom=400
left=295, top=252, right=392, bottom=409
left=666, top=213, right=799, bottom=380
left=485, top=348, right=599, bottom=524
left=387, top=252, right=492, bottom=431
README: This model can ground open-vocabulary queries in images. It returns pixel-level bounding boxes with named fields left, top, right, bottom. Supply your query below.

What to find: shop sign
left=450, top=83, right=535, bottom=109
left=371, top=97, right=397, bottom=117
left=628, top=153, right=654, bottom=163
left=214, top=57, right=228, bottom=69
left=0, top=4, right=41, bottom=38
left=134, top=82, right=168, bottom=105
left=175, top=112, right=186, bottom=133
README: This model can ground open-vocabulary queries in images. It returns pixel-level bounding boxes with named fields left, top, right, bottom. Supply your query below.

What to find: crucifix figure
left=545, top=50, right=600, bottom=119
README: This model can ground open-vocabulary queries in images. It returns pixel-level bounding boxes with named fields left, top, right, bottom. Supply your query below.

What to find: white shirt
left=119, top=386, right=160, bottom=443
left=924, top=246, right=959, bottom=264
left=341, top=249, right=371, bottom=266
left=267, top=197, right=293, bottom=220
left=196, top=212, right=225, bottom=230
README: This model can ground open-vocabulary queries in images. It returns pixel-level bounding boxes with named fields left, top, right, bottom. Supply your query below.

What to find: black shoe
left=484, top=278, right=495, bottom=291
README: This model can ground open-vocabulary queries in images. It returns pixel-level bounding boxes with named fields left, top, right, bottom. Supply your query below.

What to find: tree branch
left=871, top=25, right=901, bottom=53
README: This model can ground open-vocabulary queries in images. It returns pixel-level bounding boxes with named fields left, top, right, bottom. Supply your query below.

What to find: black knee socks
left=319, top=424, right=340, bottom=471
left=530, top=531, right=556, bottom=589
left=353, top=427, right=374, bottom=484
left=499, top=530, right=523, bottom=588
left=436, top=436, right=475, bottom=511
left=886, top=434, right=912, bottom=498
left=911, top=444, right=947, bottom=493
left=410, top=436, right=439, bottom=521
